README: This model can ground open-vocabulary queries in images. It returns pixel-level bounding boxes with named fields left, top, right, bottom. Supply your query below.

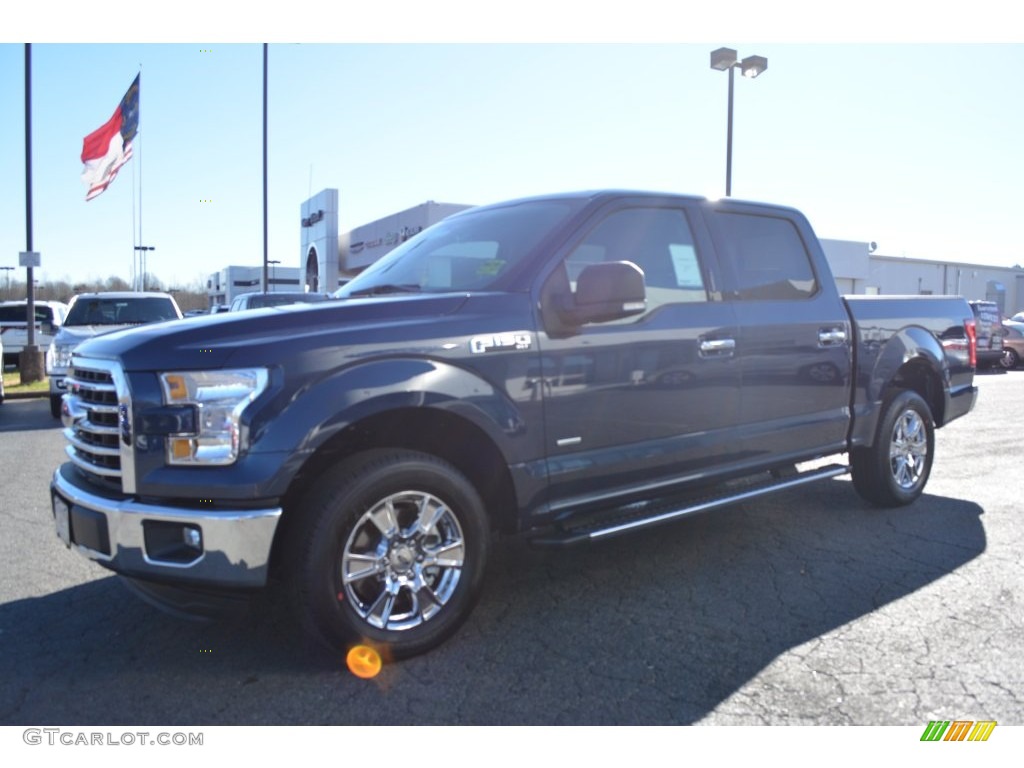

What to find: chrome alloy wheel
left=888, top=408, right=928, bottom=490
left=339, top=491, right=466, bottom=632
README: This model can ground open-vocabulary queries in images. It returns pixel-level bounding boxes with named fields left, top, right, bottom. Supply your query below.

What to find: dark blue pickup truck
left=51, top=191, right=977, bottom=659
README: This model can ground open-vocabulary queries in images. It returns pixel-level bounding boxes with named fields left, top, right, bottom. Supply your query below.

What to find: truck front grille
left=63, top=359, right=135, bottom=493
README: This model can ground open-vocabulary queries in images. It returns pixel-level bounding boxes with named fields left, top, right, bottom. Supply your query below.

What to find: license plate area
left=53, top=496, right=71, bottom=546
left=52, top=494, right=111, bottom=556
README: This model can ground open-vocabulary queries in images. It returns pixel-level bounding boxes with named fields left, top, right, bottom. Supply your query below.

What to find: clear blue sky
left=2, top=10, right=1023, bottom=288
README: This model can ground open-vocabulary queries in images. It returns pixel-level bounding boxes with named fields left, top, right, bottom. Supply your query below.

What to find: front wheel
left=851, top=390, right=935, bottom=507
left=50, top=395, right=62, bottom=419
left=285, top=450, right=490, bottom=660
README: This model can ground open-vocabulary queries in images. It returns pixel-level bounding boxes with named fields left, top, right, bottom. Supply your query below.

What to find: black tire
left=285, top=449, right=490, bottom=660
left=999, top=348, right=1019, bottom=370
left=851, top=390, right=935, bottom=507
left=50, top=395, right=62, bottom=419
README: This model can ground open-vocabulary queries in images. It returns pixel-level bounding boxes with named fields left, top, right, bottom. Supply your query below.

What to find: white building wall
left=821, top=239, right=1023, bottom=315
left=296, top=190, right=471, bottom=287
left=343, top=201, right=472, bottom=273
left=206, top=265, right=304, bottom=309
left=820, top=239, right=870, bottom=295
left=864, top=256, right=1020, bottom=314
left=300, top=189, right=340, bottom=293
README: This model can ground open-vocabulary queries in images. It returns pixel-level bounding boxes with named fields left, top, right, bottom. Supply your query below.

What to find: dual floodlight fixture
left=710, top=47, right=768, bottom=79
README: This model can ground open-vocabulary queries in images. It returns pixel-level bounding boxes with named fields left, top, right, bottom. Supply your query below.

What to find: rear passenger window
left=0, top=304, right=52, bottom=323
left=0, top=305, right=25, bottom=322
left=712, top=212, right=818, bottom=300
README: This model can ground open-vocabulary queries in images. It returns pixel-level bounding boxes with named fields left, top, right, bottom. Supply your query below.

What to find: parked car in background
left=0, top=333, right=5, bottom=404
left=1010, top=311, right=1024, bottom=323
left=228, top=291, right=329, bottom=311
left=968, top=300, right=1004, bottom=368
left=0, top=300, right=69, bottom=367
left=1000, top=321, right=1024, bottom=370
left=47, top=292, right=182, bottom=417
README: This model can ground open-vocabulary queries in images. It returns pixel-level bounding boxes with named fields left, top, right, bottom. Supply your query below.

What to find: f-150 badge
left=470, top=332, right=532, bottom=354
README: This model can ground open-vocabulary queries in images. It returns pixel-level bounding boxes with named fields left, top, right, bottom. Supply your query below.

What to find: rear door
left=704, top=203, right=853, bottom=463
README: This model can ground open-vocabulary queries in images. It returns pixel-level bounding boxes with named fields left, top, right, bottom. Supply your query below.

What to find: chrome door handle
left=699, top=338, right=736, bottom=357
left=818, top=328, right=847, bottom=347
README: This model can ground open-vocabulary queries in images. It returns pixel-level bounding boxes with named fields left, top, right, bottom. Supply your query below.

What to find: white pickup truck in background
left=0, top=300, right=69, bottom=368
left=46, top=292, right=182, bottom=417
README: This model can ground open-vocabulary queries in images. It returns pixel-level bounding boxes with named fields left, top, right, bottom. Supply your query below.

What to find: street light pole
left=134, top=245, right=155, bottom=290
left=262, top=43, right=269, bottom=295
left=725, top=62, right=735, bottom=197
left=710, top=47, right=768, bottom=197
left=267, top=260, right=280, bottom=293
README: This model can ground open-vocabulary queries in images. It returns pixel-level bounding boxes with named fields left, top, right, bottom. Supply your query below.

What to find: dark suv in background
left=969, top=300, right=1005, bottom=368
left=228, top=292, right=329, bottom=311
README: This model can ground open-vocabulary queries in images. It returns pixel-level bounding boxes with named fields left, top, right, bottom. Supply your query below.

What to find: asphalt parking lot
left=0, top=369, right=1021, bottom=726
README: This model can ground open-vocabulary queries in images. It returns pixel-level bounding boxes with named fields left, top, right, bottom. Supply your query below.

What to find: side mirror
left=559, top=261, right=646, bottom=325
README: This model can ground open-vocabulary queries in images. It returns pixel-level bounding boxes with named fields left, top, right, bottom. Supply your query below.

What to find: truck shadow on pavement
left=0, top=478, right=985, bottom=725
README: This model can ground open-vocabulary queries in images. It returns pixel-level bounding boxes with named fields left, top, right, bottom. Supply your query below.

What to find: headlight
left=159, top=368, right=269, bottom=465
left=46, top=343, right=75, bottom=374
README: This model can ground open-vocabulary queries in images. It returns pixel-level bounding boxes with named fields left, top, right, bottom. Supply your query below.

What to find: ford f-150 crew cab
left=51, top=191, right=977, bottom=659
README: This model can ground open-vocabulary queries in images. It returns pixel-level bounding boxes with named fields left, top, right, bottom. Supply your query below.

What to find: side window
left=712, top=212, right=818, bottom=300
left=0, top=305, right=22, bottom=322
left=563, top=207, right=708, bottom=312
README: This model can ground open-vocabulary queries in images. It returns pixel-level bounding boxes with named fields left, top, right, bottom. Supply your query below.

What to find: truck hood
left=73, top=294, right=472, bottom=371
left=56, top=324, right=139, bottom=346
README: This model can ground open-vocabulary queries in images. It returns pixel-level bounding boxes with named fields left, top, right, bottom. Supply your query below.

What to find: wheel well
left=278, top=407, right=520, bottom=546
left=888, top=360, right=945, bottom=426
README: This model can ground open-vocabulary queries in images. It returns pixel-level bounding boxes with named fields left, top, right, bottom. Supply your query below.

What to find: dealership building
left=298, top=188, right=470, bottom=296
left=207, top=188, right=1023, bottom=316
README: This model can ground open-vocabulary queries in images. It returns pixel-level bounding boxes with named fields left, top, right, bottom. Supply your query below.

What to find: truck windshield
left=66, top=298, right=179, bottom=326
left=335, top=200, right=574, bottom=297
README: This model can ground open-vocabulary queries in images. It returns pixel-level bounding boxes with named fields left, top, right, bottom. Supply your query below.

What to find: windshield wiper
left=346, top=283, right=422, bottom=298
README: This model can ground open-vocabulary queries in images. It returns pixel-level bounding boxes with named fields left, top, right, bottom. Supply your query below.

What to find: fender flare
left=851, top=325, right=947, bottom=447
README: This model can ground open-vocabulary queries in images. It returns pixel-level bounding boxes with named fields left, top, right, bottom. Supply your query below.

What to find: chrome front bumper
left=51, top=466, right=282, bottom=589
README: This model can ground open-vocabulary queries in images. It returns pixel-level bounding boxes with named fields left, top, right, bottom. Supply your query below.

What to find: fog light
left=143, top=521, right=204, bottom=564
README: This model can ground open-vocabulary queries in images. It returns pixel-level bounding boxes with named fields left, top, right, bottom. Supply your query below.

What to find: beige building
left=300, top=190, right=470, bottom=294
left=821, top=239, right=1023, bottom=316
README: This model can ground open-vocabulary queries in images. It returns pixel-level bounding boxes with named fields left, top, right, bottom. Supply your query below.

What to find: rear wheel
left=285, top=450, right=490, bottom=660
left=851, top=390, right=934, bottom=507
left=999, top=348, right=1019, bottom=370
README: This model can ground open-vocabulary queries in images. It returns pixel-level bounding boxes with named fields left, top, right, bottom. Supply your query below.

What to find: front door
left=535, top=202, right=742, bottom=513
